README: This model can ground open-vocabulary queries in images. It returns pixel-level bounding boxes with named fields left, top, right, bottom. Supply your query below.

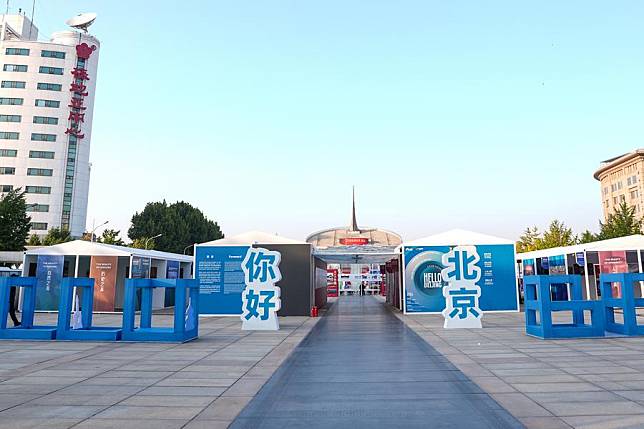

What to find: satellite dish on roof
left=65, top=12, right=97, bottom=33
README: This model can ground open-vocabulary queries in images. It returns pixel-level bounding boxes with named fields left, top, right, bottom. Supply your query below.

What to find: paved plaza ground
left=3, top=299, right=644, bottom=428
left=0, top=313, right=318, bottom=428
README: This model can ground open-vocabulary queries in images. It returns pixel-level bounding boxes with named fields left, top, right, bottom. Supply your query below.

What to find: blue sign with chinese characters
left=195, top=246, right=249, bottom=315
left=403, top=244, right=518, bottom=313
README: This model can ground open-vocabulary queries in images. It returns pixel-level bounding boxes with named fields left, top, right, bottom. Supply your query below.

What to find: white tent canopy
left=517, top=234, right=644, bottom=260
left=24, top=240, right=192, bottom=262
left=196, top=230, right=308, bottom=247
left=401, top=228, right=514, bottom=248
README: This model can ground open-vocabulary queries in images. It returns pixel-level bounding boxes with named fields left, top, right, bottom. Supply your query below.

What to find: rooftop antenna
left=65, top=12, right=96, bottom=33
left=350, top=186, right=360, bottom=232
left=27, top=0, right=34, bottom=39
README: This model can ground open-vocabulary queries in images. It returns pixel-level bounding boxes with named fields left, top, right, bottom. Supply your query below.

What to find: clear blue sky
left=21, top=0, right=644, bottom=241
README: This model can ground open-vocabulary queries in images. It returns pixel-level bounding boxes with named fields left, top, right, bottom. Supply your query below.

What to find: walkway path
left=231, top=296, right=524, bottom=428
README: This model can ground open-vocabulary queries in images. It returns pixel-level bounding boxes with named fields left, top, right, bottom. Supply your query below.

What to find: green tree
left=99, top=229, right=125, bottom=246
left=541, top=220, right=577, bottom=249
left=42, top=227, right=72, bottom=246
left=578, top=230, right=597, bottom=244
left=516, top=226, right=542, bottom=253
left=0, top=189, right=31, bottom=251
left=27, top=234, right=42, bottom=246
left=598, top=201, right=642, bottom=240
left=128, top=200, right=223, bottom=254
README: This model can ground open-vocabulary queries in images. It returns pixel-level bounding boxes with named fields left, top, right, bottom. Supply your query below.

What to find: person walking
left=8, top=274, right=20, bottom=326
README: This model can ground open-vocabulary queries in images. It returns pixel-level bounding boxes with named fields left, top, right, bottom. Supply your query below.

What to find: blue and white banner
left=403, top=244, right=518, bottom=313
left=35, top=254, right=64, bottom=311
left=195, top=246, right=249, bottom=314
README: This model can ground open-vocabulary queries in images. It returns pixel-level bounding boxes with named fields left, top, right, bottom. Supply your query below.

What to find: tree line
left=0, top=189, right=223, bottom=256
left=516, top=201, right=642, bottom=253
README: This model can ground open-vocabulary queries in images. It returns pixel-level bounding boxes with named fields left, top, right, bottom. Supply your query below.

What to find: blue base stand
left=56, top=278, right=122, bottom=341
left=0, top=277, right=57, bottom=340
left=121, top=278, right=199, bottom=343
left=601, top=273, right=644, bottom=336
left=524, top=275, right=605, bottom=339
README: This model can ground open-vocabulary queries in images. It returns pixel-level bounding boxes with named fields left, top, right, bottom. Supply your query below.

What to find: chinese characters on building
left=240, top=247, right=282, bottom=330
left=61, top=42, right=96, bottom=230
left=441, top=246, right=483, bottom=329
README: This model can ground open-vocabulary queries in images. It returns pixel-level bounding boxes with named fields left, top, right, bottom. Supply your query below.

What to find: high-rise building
left=594, top=149, right=644, bottom=220
left=0, top=13, right=100, bottom=237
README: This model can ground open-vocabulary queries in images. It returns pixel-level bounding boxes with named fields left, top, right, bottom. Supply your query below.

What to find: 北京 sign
left=441, top=246, right=483, bottom=329
left=403, top=243, right=518, bottom=315
left=240, top=247, right=282, bottom=331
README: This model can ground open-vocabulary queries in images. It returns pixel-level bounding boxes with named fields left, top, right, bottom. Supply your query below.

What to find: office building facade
left=0, top=14, right=100, bottom=237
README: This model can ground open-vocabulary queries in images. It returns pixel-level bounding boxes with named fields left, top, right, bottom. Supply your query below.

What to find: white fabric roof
left=517, top=234, right=644, bottom=260
left=197, top=230, right=308, bottom=247
left=401, top=229, right=514, bottom=247
left=24, top=240, right=192, bottom=262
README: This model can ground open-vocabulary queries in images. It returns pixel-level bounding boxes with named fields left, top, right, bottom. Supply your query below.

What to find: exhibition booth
left=22, top=240, right=193, bottom=312
left=517, top=234, right=644, bottom=300
left=194, top=231, right=327, bottom=316
left=399, top=229, right=520, bottom=314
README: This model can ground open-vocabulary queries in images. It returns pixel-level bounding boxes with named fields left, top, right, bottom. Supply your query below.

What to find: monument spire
left=350, top=186, right=359, bottom=232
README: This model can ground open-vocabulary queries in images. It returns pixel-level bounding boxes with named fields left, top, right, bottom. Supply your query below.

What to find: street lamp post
left=183, top=244, right=193, bottom=255
left=90, top=220, right=109, bottom=242
left=145, top=233, right=162, bottom=250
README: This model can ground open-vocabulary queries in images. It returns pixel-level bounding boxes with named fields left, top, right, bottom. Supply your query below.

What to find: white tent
left=401, top=228, right=514, bottom=248
left=517, top=234, right=644, bottom=260
left=196, top=230, right=307, bottom=247
left=25, top=240, right=192, bottom=262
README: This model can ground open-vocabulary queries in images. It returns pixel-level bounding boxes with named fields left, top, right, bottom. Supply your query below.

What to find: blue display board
left=35, top=255, right=64, bottom=311
left=403, top=244, right=518, bottom=313
left=195, top=246, right=249, bottom=315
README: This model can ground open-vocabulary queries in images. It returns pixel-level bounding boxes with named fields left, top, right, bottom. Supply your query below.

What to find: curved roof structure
left=307, top=189, right=402, bottom=264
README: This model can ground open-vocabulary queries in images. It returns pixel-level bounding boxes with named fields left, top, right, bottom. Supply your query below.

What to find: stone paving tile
left=0, top=313, right=319, bottom=429
left=398, top=309, right=644, bottom=429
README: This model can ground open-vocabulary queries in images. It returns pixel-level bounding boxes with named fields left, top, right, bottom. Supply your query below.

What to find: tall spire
left=350, top=186, right=359, bottom=232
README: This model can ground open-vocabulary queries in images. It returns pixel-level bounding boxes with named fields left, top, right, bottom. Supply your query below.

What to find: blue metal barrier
left=121, top=278, right=199, bottom=342
left=600, top=273, right=644, bottom=336
left=524, top=275, right=604, bottom=339
left=0, top=277, right=56, bottom=340
left=56, top=278, right=122, bottom=341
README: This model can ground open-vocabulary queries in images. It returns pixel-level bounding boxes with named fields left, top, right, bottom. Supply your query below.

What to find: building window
left=1, top=80, right=25, bottom=88
left=603, top=187, right=609, bottom=195
left=26, top=204, right=49, bottom=213
left=0, top=114, right=21, bottom=122
left=36, top=82, right=62, bottom=91
left=29, top=150, right=54, bottom=159
left=38, top=66, right=63, bottom=75
left=631, top=190, right=639, bottom=199
left=3, top=64, right=27, bottom=72
left=25, top=185, right=50, bottom=194
left=0, top=131, right=19, bottom=139
left=32, top=116, right=58, bottom=125
left=618, top=181, right=623, bottom=190
left=0, top=97, right=23, bottom=105
left=5, top=48, right=29, bottom=56
left=34, top=99, right=60, bottom=108
left=27, top=168, right=53, bottom=176
left=30, top=222, right=47, bottom=230
left=31, top=133, right=56, bottom=142
left=620, top=194, right=626, bottom=203
left=0, top=184, right=13, bottom=192
left=41, top=50, right=65, bottom=59
left=0, top=149, right=17, bottom=157
left=613, top=196, right=618, bottom=205
left=627, top=175, right=638, bottom=186
left=0, top=167, right=15, bottom=175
